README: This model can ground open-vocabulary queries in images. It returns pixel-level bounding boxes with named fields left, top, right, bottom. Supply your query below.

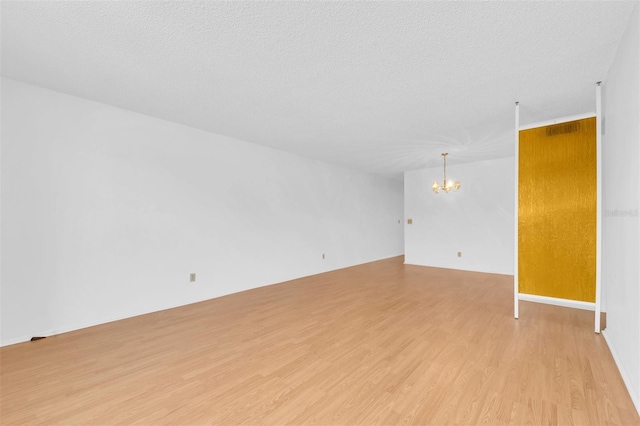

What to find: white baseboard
left=1, top=329, right=56, bottom=347
left=602, top=330, right=640, bottom=416
left=0, top=303, right=190, bottom=347
left=518, top=293, right=596, bottom=311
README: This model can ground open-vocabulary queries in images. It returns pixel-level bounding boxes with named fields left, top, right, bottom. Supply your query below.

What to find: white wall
left=601, top=3, right=640, bottom=414
left=0, top=78, right=404, bottom=346
left=404, top=157, right=514, bottom=275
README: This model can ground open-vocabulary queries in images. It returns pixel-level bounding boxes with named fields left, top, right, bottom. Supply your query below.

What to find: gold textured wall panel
left=518, top=117, right=596, bottom=302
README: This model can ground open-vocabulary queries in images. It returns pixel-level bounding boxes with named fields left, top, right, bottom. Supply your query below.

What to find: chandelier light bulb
left=432, top=153, right=461, bottom=194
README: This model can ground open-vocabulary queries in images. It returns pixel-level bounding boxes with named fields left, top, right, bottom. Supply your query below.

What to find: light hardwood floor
left=1, top=256, right=638, bottom=425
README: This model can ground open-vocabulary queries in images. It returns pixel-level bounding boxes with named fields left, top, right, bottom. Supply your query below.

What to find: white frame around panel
left=514, top=102, right=519, bottom=319
left=519, top=112, right=597, bottom=131
left=515, top=103, right=601, bottom=333
left=595, top=82, right=602, bottom=333
left=518, top=293, right=596, bottom=311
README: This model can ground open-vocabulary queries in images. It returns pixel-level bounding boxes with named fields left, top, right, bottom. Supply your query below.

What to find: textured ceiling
left=1, top=1, right=636, bottom=179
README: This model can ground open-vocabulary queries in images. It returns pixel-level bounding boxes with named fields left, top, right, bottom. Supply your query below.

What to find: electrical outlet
left=190, top=273, right=196, bottom=282
left=457, top=252, right=462, bottom=258
left=407, top=219, right=413, bottom=225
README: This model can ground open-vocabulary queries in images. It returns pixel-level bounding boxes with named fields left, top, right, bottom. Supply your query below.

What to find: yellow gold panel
left=518, top=117, right=596, bottom=302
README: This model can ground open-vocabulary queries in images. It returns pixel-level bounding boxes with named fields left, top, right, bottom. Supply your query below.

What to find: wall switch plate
left=457, top=252, right=462, bottom=258
left=190, top=273, right=196, bottom=282
left=322, top=253, right=325, bottom=259
left=407, top=219, right=413, bottom=224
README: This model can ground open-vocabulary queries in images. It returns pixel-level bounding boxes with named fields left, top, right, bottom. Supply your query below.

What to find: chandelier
left=432, top=153, right=460, bottom=193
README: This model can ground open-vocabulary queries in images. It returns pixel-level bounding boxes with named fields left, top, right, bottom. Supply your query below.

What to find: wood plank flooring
left=1, top=256, right=638, bottom=425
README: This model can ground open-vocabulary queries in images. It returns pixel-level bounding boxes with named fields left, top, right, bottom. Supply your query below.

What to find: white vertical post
left=595, top=82, right=602, bottom=333
left=514, top=102, right=520, bottom=319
